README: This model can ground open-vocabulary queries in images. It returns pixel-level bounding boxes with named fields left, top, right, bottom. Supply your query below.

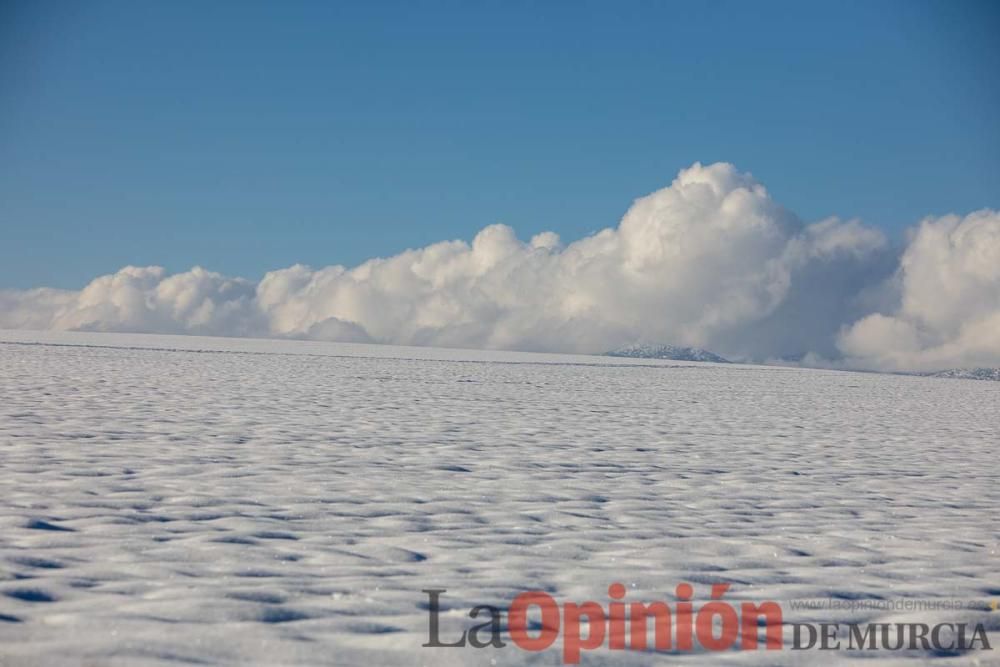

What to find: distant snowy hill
left=926, top=368, right=1000, bottom=381
left=604, top=343, right=730, bottom=363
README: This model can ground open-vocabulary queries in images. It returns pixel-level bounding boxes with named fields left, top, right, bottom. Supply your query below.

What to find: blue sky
left=1, top=0, right=998, bottom=289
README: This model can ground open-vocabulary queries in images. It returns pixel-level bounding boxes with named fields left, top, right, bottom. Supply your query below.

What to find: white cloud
left=8, top=266, right=263, bottom=337
left=2, top=162, right=996, bottom=371
left=247, top=162, right=889, bottom=356
left=838, top=210, right=1000, bottom=371
left=0, top=287, right=77, bottom=330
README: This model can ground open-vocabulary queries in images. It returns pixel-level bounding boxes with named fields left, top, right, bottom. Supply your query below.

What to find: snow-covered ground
left=1, top=330, right=997, bottom=666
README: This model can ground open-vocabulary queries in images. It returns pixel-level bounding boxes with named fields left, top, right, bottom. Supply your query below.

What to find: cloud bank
left=2, top=162, right=997, bottom=371
left=837, top=210, right=1000, bottom=371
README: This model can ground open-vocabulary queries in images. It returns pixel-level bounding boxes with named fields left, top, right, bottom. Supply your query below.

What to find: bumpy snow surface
left=1, top=330, right=998, bottom=666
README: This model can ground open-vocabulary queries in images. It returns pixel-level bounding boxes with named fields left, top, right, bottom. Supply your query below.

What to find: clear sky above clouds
left=1, top=0, right=998, bottom=290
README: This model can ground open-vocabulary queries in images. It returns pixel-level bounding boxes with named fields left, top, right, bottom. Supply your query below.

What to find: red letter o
left=509, top=591, right=560, bottom=651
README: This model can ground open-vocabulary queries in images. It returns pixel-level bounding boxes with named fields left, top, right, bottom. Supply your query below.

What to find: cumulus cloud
left=248, top=162, right=890, bottom=357
left=1, top=162, right=995, bottom=371
left=1, top=267, right=263, bottom=337
left=838, top=210, right=1000, bottom=371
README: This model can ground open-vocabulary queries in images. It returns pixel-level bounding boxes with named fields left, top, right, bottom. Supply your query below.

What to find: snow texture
left=1, top=330, right=998, bottom=666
